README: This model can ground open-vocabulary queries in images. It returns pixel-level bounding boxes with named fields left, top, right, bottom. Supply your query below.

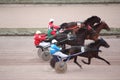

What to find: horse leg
left=74, top=57, right=82, bottom=69
left=95, top=56, right=111, bottom=65
left=81, top=57, right=91, bottom=65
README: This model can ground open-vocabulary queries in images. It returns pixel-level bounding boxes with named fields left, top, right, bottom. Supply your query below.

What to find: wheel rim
left=50, top=57, right=59, bottom=68
left=55, top=61, right=67, bottom=73
left=37, top=48, right=42, bottom=58
left=41, top=51, right=51, bottom=61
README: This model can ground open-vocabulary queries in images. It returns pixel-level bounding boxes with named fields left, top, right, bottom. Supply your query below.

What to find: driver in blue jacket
left=49, top=39, right=68, bottom=58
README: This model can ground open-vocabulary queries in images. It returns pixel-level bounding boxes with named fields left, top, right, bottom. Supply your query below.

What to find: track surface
left=0, top=36, right=120, bottom=80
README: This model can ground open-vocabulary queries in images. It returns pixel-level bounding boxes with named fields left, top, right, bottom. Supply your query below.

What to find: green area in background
left=0, top=28, right=120, bottom=36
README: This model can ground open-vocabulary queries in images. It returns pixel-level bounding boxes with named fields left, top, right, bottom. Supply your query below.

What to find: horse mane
left=84, top=16, right=101, bottom=22
left=84, top=16, right=101, bottom=26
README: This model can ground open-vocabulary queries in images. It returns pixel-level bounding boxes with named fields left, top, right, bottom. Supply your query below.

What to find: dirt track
left=0, top=36, right=120, bottom=80
left=0, top=4, right=120, bottom=28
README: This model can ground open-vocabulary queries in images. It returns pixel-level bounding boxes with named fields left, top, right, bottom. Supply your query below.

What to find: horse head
left=96, top=38, right=110, bottom=48
left=88, top=37, right=110, bottom=49
left=100, top=21, right=110, bottom=31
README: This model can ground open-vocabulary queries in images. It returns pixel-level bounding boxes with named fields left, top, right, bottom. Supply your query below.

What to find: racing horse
left=57, top=16, right=102, bottom=45
left=68, top=38, right=110, bottom=66
left=50, top=38, right=110, bottom=69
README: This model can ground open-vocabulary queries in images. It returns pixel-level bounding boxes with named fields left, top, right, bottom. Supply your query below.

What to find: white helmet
left=77, top=22, right=81, bottom=26
left=52, top=39, right=57, bottom=44
left=49, top=18, right=54, bottom=22
left=36, top=30, right=41, bottom=34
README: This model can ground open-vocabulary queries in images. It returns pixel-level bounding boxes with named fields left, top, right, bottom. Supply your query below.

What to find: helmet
left=51, top=39, right=57, bottom=44
left=77, top=22, right=81, bottom=26
left=49, top=18, right=54, bottom=22
left=36, top=30, right=41, bottom=34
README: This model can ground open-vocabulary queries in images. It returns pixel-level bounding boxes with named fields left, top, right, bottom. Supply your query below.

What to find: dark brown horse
left=69, top=38, right=110, bottom=66
left=57, top=16, right=101, bottom=45
left=50, top=38, right=110, bottom=68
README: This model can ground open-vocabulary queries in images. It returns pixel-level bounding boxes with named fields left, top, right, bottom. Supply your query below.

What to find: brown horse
left=69, top=38, right=110, bottom=66
left=86, top=21, right=111, bottom=40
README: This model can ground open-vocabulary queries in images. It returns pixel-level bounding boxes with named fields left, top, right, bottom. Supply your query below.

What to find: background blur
left=0, top=0, right=120, bottom=28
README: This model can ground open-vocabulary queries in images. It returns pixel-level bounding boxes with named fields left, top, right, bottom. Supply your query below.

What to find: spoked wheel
left=50, top=56, right=59, bottom=68
left=41, top=50, right=51, bottom=61
left=37, top=48, right=42, bottom=58
left=55, top=61, right=67, bottom=73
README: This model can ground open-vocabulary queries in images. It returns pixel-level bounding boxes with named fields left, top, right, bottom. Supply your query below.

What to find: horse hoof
left=108, top=62, right=111, bottom=65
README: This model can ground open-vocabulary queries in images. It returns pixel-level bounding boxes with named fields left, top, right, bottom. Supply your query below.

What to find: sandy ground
left=0, top=36, right=120, bottom=80
left=0, top=4, right=120, bottom=28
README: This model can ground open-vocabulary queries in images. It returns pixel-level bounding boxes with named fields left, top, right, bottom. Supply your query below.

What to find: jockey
left=49, top=39, right=68, bottom=58
left=48, top=18, right=54, bottom=29
left=48, top=18, right=59, bottom=30
left=34, top=30, right=50, bottom=48
left=47, top=25, right=59, bottom=39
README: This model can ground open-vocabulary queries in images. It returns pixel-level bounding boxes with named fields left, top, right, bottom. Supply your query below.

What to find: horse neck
left=88, top=41, right=101, bottom=49
left=95, top=23, right=104, bottom=34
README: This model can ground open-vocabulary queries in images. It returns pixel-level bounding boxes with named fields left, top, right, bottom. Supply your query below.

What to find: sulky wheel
left=37, top=48, right=42, bottom=58
left=50, top=56, right=59, bottom=68
left=55, top=61, right=67, bottom=73
left=41, top=50, right=51, bottom=61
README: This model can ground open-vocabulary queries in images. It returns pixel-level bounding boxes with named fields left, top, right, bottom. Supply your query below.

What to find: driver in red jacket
left=34, top=30, right=50, bottom=48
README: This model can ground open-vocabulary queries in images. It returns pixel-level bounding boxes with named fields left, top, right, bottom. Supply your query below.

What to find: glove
left=60, top=48, right=62, bottom=50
